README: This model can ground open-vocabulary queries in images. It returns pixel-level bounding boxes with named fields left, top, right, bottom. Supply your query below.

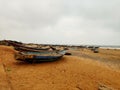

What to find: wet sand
left=69, top=48, right=120, bottom=70
left=0, top=46, right=120, bottom=90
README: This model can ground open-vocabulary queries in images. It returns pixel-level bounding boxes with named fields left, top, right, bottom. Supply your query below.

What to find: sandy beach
left=0, top=45, right=120, bottom=90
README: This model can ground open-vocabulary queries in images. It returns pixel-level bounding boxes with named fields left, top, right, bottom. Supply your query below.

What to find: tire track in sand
left=0, top=58, right=13, bottom=90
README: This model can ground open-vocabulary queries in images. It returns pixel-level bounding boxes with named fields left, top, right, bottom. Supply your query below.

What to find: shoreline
left=100, top=47, right=120, bottom=50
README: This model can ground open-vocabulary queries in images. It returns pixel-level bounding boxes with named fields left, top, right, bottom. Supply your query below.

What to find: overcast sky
left=0, top=0, right=120, bottom=45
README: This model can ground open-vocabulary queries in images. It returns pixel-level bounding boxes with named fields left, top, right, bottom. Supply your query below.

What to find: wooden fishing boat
left=15, top=50, right=66, bottom=62
left=13, top=46, right=50, bottom=52
left=4, top=40, right=50, bottom=51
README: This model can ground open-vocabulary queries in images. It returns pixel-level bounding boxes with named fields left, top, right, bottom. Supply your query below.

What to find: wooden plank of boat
left=14, top=46, right=49, bottom=52
left=5, top=40, right=50, bottom=51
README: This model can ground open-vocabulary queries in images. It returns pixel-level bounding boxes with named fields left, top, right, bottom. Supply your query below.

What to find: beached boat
left=13, top=46, right=50, bottom=52
left=15, top=50, right=66, bottom=62
left=4, top=40, right=50, bottom=52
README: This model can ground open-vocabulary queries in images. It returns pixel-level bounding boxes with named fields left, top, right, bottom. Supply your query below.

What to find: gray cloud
left=0, top=0, right=120, bottom=45
left=0, top=0, right=63, bottom=30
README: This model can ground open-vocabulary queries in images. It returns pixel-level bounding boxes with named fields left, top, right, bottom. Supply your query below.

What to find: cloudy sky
left=0, top=0, right=120, bottom=45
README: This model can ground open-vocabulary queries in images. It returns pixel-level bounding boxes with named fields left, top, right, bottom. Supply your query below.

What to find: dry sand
left=0, top=45, right=120, bottom=90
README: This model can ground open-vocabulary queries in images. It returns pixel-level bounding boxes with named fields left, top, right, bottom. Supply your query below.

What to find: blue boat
left=15, top=50, right=66, bottom=62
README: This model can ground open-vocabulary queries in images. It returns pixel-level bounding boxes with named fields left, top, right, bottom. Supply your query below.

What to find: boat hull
left=15, top=50, right=65, bottom=62
left=23, top=55, right=63, bottom=62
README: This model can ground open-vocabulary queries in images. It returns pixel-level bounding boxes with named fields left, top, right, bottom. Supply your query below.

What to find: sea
left=100, top=46, right=120, bottom=50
